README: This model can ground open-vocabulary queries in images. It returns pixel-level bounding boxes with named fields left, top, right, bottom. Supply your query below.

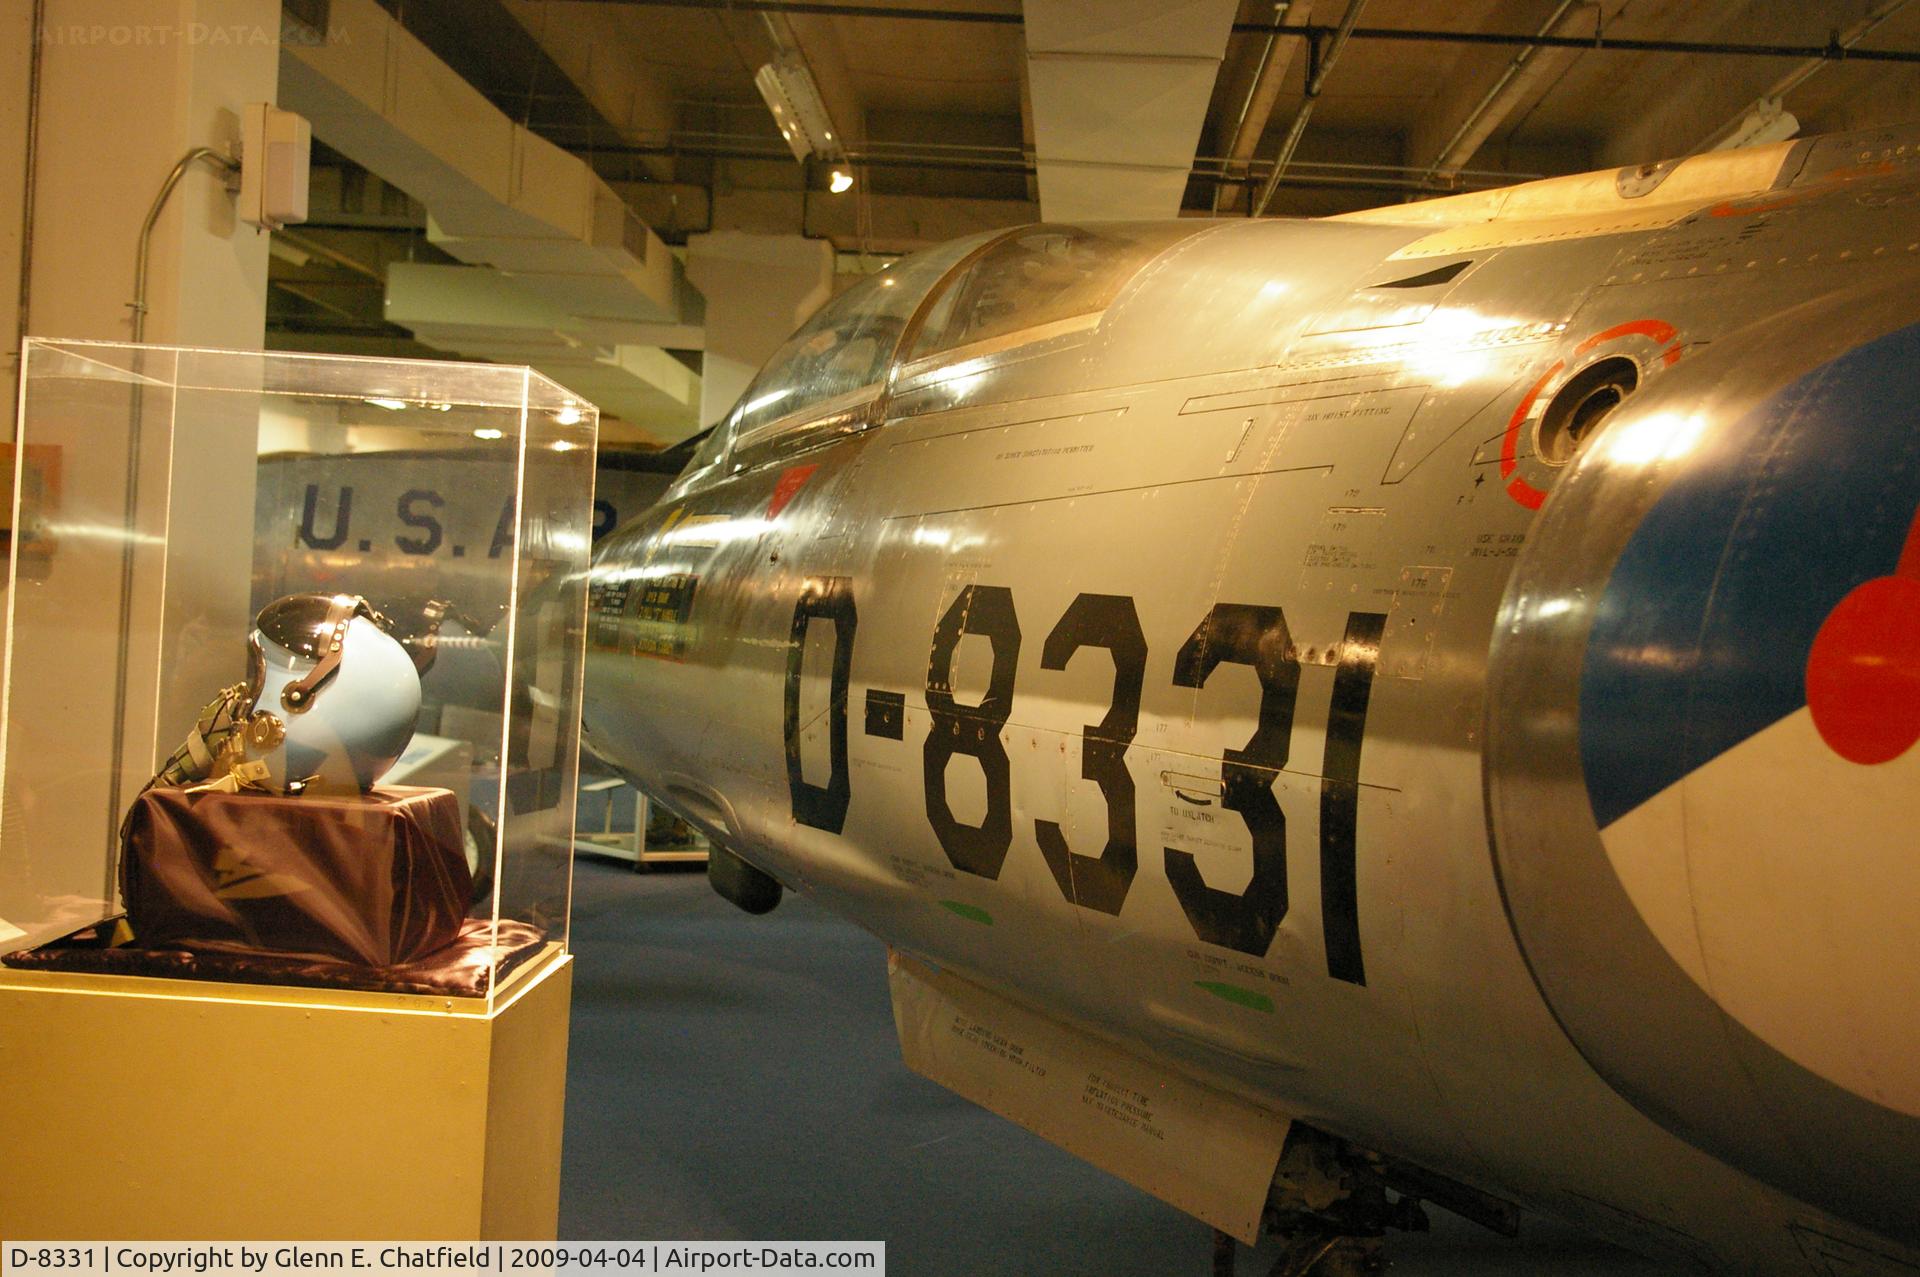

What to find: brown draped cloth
left=3, top=786, right=547, bottom=997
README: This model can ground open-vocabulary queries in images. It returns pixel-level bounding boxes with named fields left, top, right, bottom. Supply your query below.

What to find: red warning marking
left=1499, top=318, right=1681, bottom=510
left=1707, top=194, right=1809, bottom=219
left=1708, top=161, right=1901, bottom=218
left=1575, top=319, right=1677, bottom=354
left=768, top=463, right=818, bottom=518
left=1807, top=504, right=1920, bottom=765
left=1505, top=477, right=1546, bottom=510
left=1501, top=363, right=1562, bottom=480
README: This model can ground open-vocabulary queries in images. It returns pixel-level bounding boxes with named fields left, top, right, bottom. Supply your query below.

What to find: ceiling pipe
left=1231, top=21, right=1920, bottom=63
left=1689, top=0, right=1917, bottom=154
left=580, top=139, right=1525, bottom=191
left=579, top=0, right=1026, bottom=22
left=1214, top=1, right=1311, bottom=213
left=130, top=148, right=241, bottom=343
left=1424, top=0, right=1586, bottom=187
left=573, top=0, right=1920, bottom=66
left=1252, top=0, right=1368, bottom=216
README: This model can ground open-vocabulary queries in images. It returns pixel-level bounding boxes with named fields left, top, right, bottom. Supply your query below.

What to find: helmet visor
left=254, top=593, right=378, bottom=659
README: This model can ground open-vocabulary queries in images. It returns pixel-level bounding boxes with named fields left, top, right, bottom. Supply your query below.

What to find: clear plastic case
left=1, top=338, right=596, bottom=1003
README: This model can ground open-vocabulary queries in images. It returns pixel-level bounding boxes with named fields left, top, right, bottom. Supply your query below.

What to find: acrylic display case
left=0, top=338, right=597, bottom=1004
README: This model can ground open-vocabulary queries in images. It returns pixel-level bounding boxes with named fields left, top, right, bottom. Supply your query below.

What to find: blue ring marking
left=1580, top=322, right=1920, bottom=830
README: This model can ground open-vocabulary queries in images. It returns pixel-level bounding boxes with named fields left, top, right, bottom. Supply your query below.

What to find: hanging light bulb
left=829, top=167, right=854, bottom=194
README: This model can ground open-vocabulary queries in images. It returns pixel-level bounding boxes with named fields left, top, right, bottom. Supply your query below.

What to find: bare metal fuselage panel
left=585, top=125, right=1920, bottom=1274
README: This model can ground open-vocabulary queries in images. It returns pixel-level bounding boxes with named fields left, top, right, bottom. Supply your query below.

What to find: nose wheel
left=1266, top=1232, right=1385, bottom=1277
left=1210, top=1226, right=1387, bottom=1277
left=1206, top=1124, right=1516, bottom=1275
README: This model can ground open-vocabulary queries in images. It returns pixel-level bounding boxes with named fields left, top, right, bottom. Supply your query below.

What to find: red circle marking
left=1574, top=319, right=1677, bottom=355
left=1501, top=362, right=1561, bottom=480
left=1500, top=319, right=1681, bottom=510
left=1505, top=476, right=1546, bottom=510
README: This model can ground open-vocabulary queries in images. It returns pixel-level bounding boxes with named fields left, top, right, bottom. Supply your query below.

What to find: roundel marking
left=1806, top=505, right=1920, bottom=765
left=1493, top=315, right=1920, bottom=1248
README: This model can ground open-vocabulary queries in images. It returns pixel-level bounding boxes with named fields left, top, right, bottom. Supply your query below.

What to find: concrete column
left=27, top=0, right=280, bottom=711
left=0, top=2, right=40, bottom=444
left=0, top=0, right=281, bottom=931
left=684, top=231, right=835, bottom=429
left=22, top=0, right=278, bottom=349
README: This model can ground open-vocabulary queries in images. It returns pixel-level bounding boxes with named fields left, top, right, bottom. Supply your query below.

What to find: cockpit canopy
left=673, top=222, right=1207, bottom=493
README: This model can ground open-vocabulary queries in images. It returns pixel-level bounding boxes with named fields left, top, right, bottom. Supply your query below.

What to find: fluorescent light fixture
left=755, top=55, right=837, bottom=162
left=829, top=167, right=854, bottom=194
left=473, top=427, right=505, bottom=440
left=365, top=397, right=409, bottom=411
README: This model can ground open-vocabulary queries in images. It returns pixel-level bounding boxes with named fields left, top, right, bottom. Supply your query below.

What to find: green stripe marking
left=938, top=900, right=994, bottom=925
left=1195, top=980, right=1275, bottom=1013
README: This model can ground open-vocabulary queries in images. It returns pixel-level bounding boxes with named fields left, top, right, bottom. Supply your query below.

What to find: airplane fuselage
left=584, top=126, right=1920, bottom=1273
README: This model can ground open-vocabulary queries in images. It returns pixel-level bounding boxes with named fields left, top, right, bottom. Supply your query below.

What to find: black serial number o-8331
left=784, top=580, right=1385, bottom=985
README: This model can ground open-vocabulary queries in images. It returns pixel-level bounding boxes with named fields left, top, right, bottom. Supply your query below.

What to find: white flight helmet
left=245, top=593, right=422, bottom=793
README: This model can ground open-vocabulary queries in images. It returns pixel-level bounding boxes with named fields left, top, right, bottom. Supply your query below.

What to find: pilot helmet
left=244, top=593, right=422, bottom=793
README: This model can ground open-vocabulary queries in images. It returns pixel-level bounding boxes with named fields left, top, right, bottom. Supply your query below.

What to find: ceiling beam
left=1410, top=0, right=1604, bottom=187
left=497, top=0, right=681, bottom=181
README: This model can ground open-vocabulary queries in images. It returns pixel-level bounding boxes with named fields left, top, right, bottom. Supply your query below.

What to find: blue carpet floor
left=558, top=856, right=1686, bottom=1276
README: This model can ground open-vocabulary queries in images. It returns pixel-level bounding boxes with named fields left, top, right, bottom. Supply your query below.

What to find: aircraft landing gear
left=1266, top=1230, right=1384, bottom=1277
left=1208, top=1126, right=1518, bottom=1275
left=1259, top=1125, right=1428, bottom=1275
left=1209, top=1225, right=1384, bottom=1277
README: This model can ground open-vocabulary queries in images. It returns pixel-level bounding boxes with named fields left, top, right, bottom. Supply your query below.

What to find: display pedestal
left=0, top=946, right=572, bottom=1239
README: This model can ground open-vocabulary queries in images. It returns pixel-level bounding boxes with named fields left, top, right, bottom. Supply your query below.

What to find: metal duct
left=1025, top=0, right=1240, bottom=222
left=279, top=0, right=700, bottom=435
left=383, top=263, right=699, bottom=440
